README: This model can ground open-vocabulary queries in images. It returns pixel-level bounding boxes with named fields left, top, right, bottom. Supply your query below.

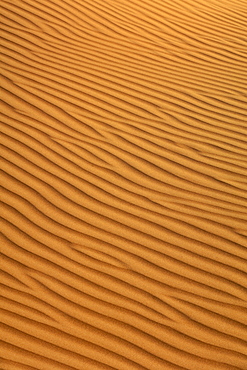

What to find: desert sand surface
left=1, top=0, right=247, bottom=369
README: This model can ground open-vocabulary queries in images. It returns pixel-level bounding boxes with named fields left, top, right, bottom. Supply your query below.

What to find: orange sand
left=1, top=0, right=247, bottom=369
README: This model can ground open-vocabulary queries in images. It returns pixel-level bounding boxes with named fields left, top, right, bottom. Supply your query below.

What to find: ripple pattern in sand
left=1, top=0, right=247, bottom=369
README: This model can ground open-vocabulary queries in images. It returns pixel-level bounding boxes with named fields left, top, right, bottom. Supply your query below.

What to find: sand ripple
left=1, top=0, right=247, bottom=369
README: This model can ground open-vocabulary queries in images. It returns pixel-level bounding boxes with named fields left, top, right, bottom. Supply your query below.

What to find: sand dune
left=1, top=0, right=247, bottom=369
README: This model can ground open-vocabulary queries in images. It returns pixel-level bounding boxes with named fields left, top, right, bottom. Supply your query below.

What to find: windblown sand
left=1, top=0, right=247, bottom=369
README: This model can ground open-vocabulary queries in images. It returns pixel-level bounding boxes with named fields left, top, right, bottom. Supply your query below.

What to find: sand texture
left=1, top=0, right=247, bottom=369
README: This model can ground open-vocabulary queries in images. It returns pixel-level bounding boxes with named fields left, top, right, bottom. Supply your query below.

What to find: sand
left=1, top=0, right=247, bottom=369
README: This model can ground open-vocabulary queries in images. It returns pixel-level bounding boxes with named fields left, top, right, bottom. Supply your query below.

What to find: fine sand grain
left=1, top=0, right=247, bottom=369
